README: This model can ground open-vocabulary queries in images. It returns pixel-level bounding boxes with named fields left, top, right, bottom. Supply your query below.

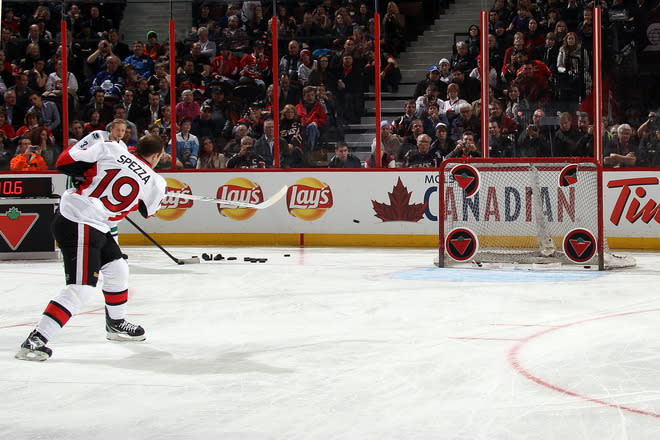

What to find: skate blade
left=15, top=347, right=50, bottom=361
left=106, top=332, right=146, bottom=342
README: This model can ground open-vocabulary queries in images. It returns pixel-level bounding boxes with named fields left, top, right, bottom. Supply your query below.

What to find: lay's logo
left=217, top=177, right=263, bottom=221
left=155, top=178, right=193, bottom=221
left=286, top=177, right=333, bottom=221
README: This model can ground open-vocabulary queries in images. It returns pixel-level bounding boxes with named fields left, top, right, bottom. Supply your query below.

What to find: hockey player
left=69, top=119, right=128, bottom=242
left=16, top=134, right=167, bottom=361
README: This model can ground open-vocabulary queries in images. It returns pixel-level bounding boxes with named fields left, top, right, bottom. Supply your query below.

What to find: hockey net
left=436, top=158, right=635, bottom=270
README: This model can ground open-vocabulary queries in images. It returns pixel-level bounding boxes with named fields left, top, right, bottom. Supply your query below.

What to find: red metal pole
left=480, top=11, right=489, bottom=158
left=272, top=17, right=280, bottom=168
left=593, top=7, right=603, bottom=162
left=593, top=7, right=605, bottom=270
left=169, top=20, right=177, bottom=169
left=61, top=20, right=69, bottom=148
left=374, top=12, right=382, bottom=168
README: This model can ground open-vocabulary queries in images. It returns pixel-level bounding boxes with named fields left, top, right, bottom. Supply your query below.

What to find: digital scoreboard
left=0, top=177, right=53, bottom=198
left=0, top=176, right=57, bottom=259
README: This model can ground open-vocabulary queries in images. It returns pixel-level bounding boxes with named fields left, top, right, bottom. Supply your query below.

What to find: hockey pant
left=37, top=213, right=129, bottom=341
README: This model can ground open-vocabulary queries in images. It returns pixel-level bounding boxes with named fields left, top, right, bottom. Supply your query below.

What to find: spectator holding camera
left=517, top=108, right=552, bottom=157
left=86, top=39, right=115, bottom=76
left=227, top=135, right=266, bottom=168
left=447, top=131, right=481, bottom=158
left=10, top=136, right=48, bottom=171
left=637, top=110, right=660, bottom=140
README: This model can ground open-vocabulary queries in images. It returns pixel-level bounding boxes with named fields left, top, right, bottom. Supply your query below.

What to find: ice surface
left=1, top=247, right=659, bottom=439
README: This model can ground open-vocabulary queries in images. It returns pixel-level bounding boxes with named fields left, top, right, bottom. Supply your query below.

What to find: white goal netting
left=436, top=159, right=635, bottom=270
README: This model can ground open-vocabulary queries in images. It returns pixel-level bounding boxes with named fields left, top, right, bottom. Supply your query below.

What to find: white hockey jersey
left=72, top=129, right=128, bottom=151
left=57, top=139, right=166, bottom=233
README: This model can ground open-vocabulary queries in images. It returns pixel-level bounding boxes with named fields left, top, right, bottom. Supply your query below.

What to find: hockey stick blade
left=166, top=185, right=288, bottom=209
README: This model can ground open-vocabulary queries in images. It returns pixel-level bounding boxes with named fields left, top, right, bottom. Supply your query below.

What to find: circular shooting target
left=451, top=164, right=480, bottom=197
left=563, top=228, right=597, bottom=263
left=445, top=227, right=479, bottom=262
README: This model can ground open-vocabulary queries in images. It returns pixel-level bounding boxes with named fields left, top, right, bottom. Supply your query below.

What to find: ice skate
left=15, top=330, right=52, bottom=361
left=105, top=309, right=146, bottom=341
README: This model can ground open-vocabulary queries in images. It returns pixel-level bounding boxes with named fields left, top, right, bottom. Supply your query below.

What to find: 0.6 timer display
left=0, top=177, right=52, bottom=198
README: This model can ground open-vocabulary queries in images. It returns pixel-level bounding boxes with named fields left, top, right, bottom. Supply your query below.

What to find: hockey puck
left=353, top=219, right=360, bottom=223
left=202, top=253, right=212, bottom=261
left=214, top=254, right=224, bottom=261
left=284, top=254, right=291, bottom=257
left=244, top=257, right=253, bottom=261
left=258, top=258, right=267, bottom=263
left=227, top=256, right=237, bottom=261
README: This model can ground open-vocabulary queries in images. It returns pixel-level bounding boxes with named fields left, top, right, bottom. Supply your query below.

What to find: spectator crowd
left=0, top=0, right=657, bottom=172
left=373, top=0, right=660, bottom=169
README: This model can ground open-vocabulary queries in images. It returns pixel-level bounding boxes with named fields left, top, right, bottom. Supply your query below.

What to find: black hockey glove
left=71, top=175, right=86, bottom=189
left=137, top=200, right=149, bottom=218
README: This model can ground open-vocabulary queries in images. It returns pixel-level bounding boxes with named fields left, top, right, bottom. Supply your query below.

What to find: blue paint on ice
left=391, top=267, right=605, bottom=282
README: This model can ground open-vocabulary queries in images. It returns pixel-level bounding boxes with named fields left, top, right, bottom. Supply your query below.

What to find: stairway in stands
left=118, top=1, right=192, bottom=45
left=344, top=0, right=486, bottom=163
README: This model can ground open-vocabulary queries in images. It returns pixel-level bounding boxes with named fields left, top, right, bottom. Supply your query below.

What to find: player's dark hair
left=136, top=134, right=164, bottom=157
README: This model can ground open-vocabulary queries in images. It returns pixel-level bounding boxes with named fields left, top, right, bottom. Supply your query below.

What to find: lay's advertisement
left=117, top=170, right=441, bottom=247
left=5, top=170, right=658, bottom=248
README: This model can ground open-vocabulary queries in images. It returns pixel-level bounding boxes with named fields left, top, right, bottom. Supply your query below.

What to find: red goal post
left=436, top=158, right=635, bottom=270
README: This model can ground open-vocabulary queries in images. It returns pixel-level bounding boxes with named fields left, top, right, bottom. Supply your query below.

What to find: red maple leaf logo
left=371, top=177, right=428, bottom=222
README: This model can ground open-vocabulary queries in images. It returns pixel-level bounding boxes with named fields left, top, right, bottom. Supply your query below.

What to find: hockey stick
left=165, top=185, right=288, bottom=209
left=124, top=216, right=200, bottom=265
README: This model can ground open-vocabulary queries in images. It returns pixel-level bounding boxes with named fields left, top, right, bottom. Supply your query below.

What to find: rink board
left=1, top=169, right=659, bottom=249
